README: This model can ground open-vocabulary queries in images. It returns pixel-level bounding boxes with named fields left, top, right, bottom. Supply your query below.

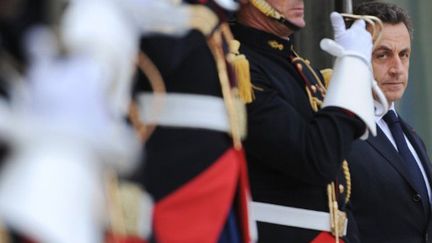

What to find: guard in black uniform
left=231, top=0, right=381, bottom=242
left=0, top=1, right=209, bottom=242
left=130, top=1, right=255, bottom=242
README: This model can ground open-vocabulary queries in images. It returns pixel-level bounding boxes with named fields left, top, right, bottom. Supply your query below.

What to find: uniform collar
left=230, top=23, right=295, bottom=57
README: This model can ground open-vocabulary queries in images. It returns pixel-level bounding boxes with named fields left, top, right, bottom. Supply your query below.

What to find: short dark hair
left=354, top=2, right=413, bottom=39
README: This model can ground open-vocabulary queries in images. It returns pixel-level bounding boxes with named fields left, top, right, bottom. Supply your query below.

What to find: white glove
left=320, top=12, right=377, bottom=139
left=331, top=12, right=372, bottom=62
left=321, top=12, right=372, bottom=64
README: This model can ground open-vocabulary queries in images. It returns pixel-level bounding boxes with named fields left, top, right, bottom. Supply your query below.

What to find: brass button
left=413, top=193, right=422, bottom=202
left=339, top=184, right=345, bottom=194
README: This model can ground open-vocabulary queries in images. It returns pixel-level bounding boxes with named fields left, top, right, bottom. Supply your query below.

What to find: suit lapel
left=400, top=118, right=432, bottom=179
left=400, top=118, right=432, bottom=207
left=396, top=116, right=431, bottom=215
left=366, top=126, right=423, bottom=195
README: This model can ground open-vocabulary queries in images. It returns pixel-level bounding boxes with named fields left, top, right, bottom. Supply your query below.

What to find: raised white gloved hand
left=320, top=12, right=377, bottom=139
left=321, top=12, right=372, bottom=64
left=331, top=12, right=372, bottom=62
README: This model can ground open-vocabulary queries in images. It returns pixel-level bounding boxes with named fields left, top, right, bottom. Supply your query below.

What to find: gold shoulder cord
left=106, top=168, right=127, bottom=240
left=290, top=47, right=326, bottom=112
left=106, top=51, right=167, bottom=241
left=129, top=51, right=167, bottom=143
left=291, top=48, right=351, bottom=242
left=106, top=168, right=149, bottom=242
left=208, top=23, right=248, bottom=150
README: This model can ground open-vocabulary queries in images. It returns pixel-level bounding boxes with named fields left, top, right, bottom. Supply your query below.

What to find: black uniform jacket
left=231, top=23, right=364, bottom=242
left=348, top=115, right=432, bottom=243
left=131, top=29, right=251, bottom=243
left=132, top=30, right=230, bottom=200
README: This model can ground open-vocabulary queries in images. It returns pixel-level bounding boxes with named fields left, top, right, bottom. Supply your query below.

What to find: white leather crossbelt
left=136, top=92, right=230, bottom=133
left=251, top=201, right=347, bottom=236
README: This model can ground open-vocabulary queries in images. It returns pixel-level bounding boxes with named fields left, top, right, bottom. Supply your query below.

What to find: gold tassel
left=227, top=40, right=254, bottom=103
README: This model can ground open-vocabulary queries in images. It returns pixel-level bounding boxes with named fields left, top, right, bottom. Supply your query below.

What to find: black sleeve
left=244, top=63, right=365, bottom=185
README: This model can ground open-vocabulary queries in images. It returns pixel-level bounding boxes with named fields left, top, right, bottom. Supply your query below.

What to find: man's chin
left=290, top=19, right=306, bottom=29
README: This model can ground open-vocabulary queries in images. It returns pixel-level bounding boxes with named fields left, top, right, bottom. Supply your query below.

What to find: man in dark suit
left=347, top=2, right=432, bottom=243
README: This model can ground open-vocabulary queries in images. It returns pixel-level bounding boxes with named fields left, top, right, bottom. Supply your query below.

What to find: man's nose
left=389, top=56, right=404, bottom=75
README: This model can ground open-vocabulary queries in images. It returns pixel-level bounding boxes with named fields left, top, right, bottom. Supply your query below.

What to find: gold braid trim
left=208, top=24, right=244, bottom=149
left=342, top=160, right=352, bottom=204
left=108, top=51, right=166, bottom=240
left=291, top=48, right=327, bottom=91
left=317, top=66, right=353, bottom=204
left=129, top=51, right=167, bottom=143
left=327, top=183, right=340, bottom=243
left=304, top=85, right=320, bottom=112
left=328, top=182, right=347, bottom=242
left=106, top=171, right=151, bottom=241
left=290, top=48, right=326, bottom=112
left=105, top=169, right=127, bottom=241
left=293, top=49, right=352, bottom=241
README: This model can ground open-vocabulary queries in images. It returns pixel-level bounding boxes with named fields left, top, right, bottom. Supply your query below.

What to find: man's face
left=372, top=23, right=411, bottom=104
left=266, top=0, right=305, bottom=29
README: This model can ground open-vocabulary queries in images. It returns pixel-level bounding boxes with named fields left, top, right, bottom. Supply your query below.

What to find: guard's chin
left=290, top=18, right=306, bottom=29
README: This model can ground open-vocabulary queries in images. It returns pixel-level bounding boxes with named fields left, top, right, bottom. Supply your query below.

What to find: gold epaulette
left=226, top=39, right=254, bottom=104
left=221, top=24, right=255, bottom=104
left=208, top=23, right=248, bottom=149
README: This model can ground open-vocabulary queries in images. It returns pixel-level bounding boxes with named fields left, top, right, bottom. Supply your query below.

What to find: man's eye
left=375, top=53, right=387, bottom=59
left=400, top=52, right=410, bottom=59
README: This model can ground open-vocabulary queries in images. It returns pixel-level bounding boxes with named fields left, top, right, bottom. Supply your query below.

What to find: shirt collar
left=376, top=102, right=396, bottom=123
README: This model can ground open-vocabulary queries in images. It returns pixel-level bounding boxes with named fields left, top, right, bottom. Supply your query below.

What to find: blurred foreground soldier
left=130, top=0, right=256, bottom=242
left=0, top=0, right=217, bottom=242
left=230, top=0, right=386, bottom=242
left=347, top=2, right=432, bottom=243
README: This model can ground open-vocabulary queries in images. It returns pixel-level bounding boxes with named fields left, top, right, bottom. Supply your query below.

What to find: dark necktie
left=383, top=110, right=430, bottom=204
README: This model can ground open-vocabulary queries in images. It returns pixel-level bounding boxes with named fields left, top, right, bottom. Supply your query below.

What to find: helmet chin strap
left=249, top=0, right=302, bottom=32
left=275, top=16, right=301, bottom=32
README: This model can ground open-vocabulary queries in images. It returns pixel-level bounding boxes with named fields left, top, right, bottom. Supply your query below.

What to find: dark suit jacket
left=348, top=115, right=432, bottom=243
